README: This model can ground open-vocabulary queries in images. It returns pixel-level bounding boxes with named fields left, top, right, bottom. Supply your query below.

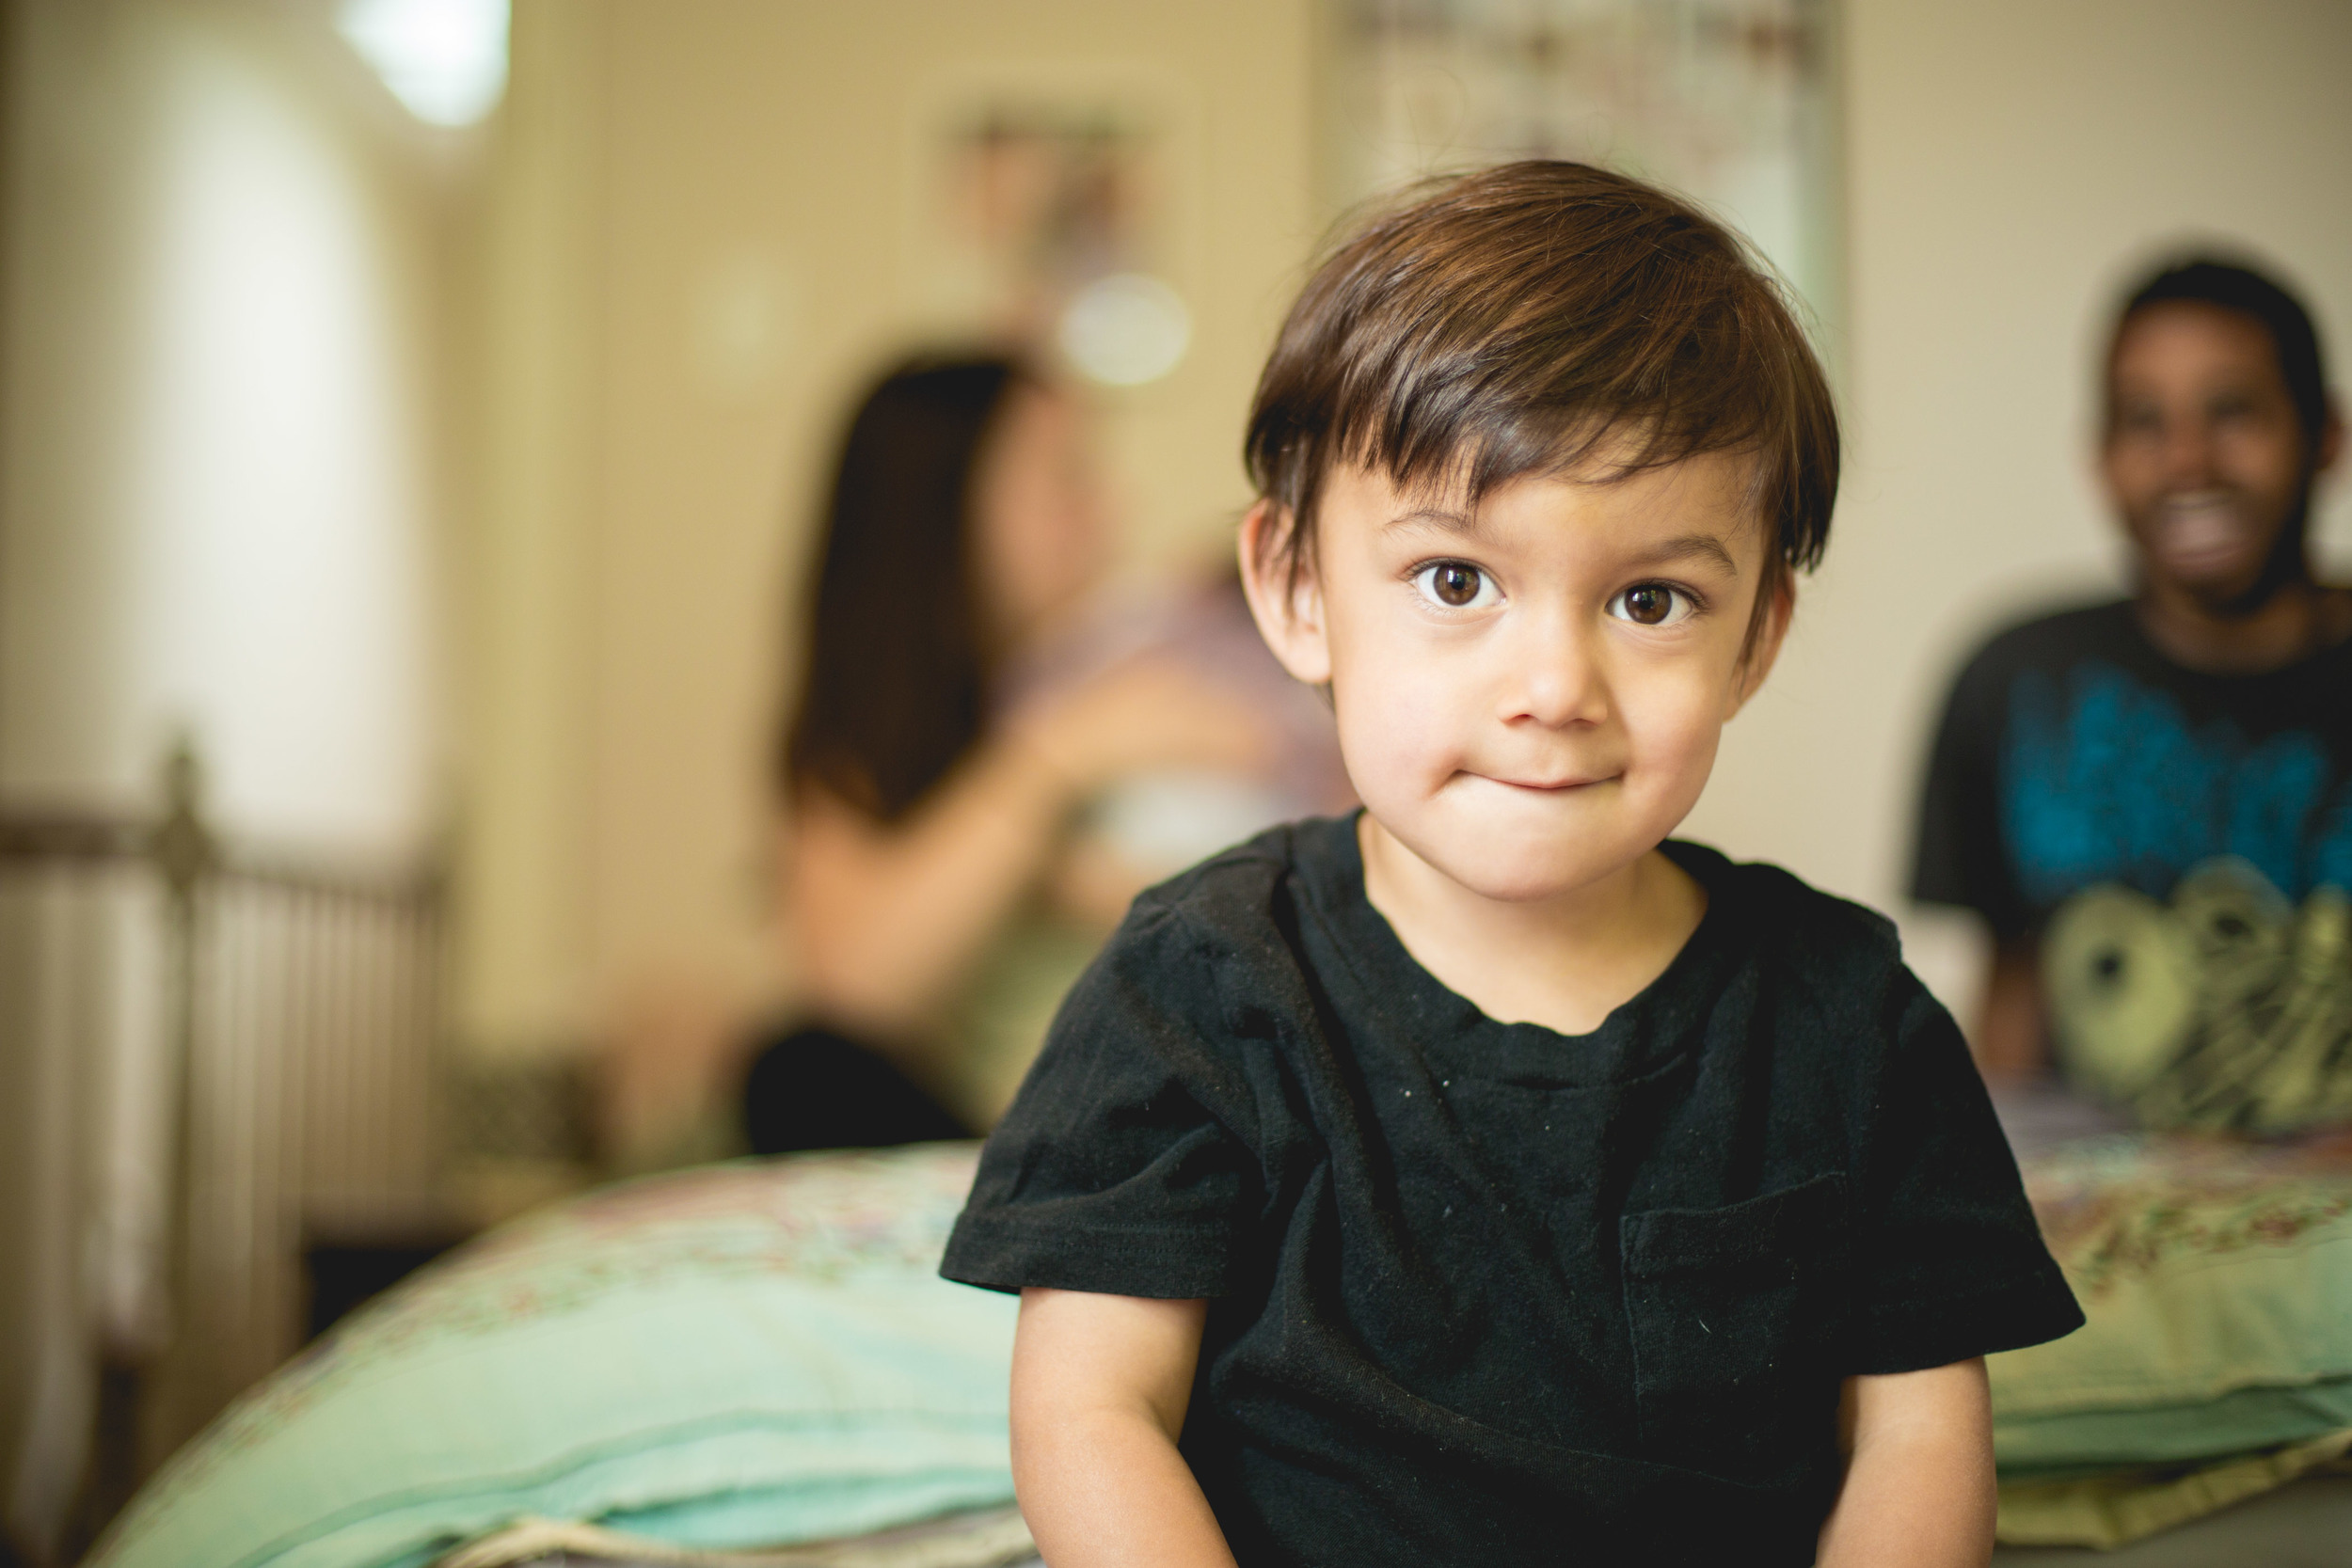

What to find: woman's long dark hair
left=782, top=354, right=1029, bottom=821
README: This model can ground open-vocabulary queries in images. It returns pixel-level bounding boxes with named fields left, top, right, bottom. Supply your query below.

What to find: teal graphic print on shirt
left=2006, top=661, right=2352, bottom=1132
left=2001, top=662, right=2352, bottom=908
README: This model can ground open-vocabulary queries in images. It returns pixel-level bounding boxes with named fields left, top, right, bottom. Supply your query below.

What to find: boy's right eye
left=1413, top=561, right=1497, bottom=610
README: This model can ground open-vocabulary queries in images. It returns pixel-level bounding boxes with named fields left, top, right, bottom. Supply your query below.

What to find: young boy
left=942, top=163, right=2081, bottom=1568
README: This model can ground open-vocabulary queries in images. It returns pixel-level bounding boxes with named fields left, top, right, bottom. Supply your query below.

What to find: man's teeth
left=2154, top=494, right=2245, bottom=559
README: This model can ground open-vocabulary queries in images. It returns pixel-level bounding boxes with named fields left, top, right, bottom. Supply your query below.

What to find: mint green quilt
left=90, top=1145, right=1017, bottom=1568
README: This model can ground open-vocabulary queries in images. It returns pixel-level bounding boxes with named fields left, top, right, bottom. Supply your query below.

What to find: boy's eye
left=1413, top=562, right=1497, bottom=610
left=1608, top=583, right=1692, bottom=627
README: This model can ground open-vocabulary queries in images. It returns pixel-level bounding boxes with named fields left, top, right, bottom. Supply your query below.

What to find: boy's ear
left=1725, top=577, right=1794, bottom=719
left=1238, top=499, right=1333, bottom=686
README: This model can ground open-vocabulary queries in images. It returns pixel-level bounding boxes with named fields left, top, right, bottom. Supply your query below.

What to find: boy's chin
left=1382, top=817, right=1649, bottom=905
left=1445, top=855, right=1632, bottom=904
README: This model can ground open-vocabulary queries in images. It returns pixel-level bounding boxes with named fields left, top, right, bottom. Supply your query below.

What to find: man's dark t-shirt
left=1913, top=600, right=2352, bottom=1131
left=1915, top=599, right=2352, bottom=939
left=942, top=816, right=2079, bottom=1567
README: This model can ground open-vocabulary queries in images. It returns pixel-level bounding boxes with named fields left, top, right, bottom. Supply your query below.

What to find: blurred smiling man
left=2107, top=264, right=2345, bottom=663
left=1915, top=257, right=2352, bottom=1132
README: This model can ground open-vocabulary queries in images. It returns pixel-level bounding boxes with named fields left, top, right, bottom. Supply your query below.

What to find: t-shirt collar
left=1287, top=812, right=1742, bottom=1087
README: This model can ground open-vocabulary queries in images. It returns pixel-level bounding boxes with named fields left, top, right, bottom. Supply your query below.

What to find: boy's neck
left=2135, top=571, right=2352, bottom=675
left=1359, top=814, right=1708, bottom=1038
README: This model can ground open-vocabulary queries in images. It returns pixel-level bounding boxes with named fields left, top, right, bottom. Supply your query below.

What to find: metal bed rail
left=0, top=742, right=447, bottom=1544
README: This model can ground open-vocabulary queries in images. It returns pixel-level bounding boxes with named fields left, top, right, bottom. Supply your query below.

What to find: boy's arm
left=1011, top=1287, right=1240, bottom=1568
left=1815, top=1357, right=1996, bottom=1568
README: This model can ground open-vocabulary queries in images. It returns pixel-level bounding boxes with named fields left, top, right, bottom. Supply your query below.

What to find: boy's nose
left=1503, top=620, right=1608, bottom=730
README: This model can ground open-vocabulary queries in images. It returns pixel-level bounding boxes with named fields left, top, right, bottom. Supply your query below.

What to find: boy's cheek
left=1333, top=660, right=1485, bottom=802
left=1623, top=692, right=1731, bottom=805
left=1333, top=691, right=1462, bottom=798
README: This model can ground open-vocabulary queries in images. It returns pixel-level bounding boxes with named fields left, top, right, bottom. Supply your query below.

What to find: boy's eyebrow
left=1385, top=506, right=1484, bottom=537
left=1629, top=533, right=1742, bottom=576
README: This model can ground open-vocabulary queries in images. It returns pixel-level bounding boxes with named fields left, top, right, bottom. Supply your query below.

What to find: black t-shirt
left=1914, top=599, right=2352, bottom=942
left=943, top=816, right=2079, bottom=1568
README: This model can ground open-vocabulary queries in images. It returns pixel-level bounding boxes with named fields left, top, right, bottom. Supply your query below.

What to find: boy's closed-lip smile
left=1481, top=771, right=1615, bottom=793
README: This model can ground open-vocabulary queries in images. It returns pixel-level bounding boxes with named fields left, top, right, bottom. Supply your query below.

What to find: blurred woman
left=750, top=353, right=1289, bottom=1152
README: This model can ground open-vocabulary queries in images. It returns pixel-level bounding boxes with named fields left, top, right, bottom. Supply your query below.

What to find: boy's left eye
left=1607, top=583, right=1693, bottom=627
left=1411, top=562, right=1500, bottom=610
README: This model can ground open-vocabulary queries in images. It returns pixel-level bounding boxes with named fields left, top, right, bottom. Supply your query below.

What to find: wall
left=1681, top=0, right=2352, bottom=1010
left=0, top=0, right=460, bottom=1543
left=0, top=1, right=453, bottom=853
left=452, top=0, right=604, bottom=1060
left=456, top=0, right=1323, bottom=1064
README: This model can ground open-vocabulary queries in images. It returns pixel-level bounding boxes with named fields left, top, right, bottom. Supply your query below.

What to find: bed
left=89, top=1107, right=2352, bottom=1568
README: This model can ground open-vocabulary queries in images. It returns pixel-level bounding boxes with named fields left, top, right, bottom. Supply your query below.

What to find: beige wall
left=463, top=0, right=2352, bottom=1056
left=453, top=0, right=607, bottom=1055
left=458, top=0, right=1322, bottom=1057
left=1682, top=0, right=2352, bottom=1009
left=0, top=0, right=465, bottom=1539
left=0, top=0, right=458, bottom=848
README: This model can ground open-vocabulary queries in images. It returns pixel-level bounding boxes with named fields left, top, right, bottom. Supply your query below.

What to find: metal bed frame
left=1, top=741, right=447, bottom=1546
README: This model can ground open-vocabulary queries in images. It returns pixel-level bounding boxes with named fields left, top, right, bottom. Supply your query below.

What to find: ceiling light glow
left=337, top=0, right=510, bottom=128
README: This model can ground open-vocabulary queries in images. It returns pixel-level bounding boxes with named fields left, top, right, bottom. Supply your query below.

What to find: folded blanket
left=1991, top=1132, right=2352, bottom=1545
left=438, top=1505, right=1035, bottom=1568
left=1995, top=1431, right=2352, bottom=1550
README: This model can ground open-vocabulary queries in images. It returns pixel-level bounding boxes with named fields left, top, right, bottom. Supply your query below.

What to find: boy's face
left=1245, top=449, right=1785, bottom=904
left=2102, top=301, right=2336, bottom=608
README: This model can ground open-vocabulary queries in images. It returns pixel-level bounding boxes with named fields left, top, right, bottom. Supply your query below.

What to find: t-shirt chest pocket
left=1619, top=1172, right=1849, bottom=1478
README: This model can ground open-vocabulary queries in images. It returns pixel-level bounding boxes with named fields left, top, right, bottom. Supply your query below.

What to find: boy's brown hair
left=1245, top=160, right=1838, bottom=643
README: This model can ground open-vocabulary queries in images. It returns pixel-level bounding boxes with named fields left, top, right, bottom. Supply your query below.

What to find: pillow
left=1989, top=1132, right=2352, bottom=1545
left=90, top=1144, right=1018, bottom=1568
left=1991, top=1133, right=2352, bottom=1446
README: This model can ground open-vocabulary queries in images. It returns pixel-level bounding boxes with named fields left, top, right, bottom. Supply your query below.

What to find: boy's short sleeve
left=940, top=900, right=1264, bottom=1300
left=1844, top=981, right=2082, bottom=1373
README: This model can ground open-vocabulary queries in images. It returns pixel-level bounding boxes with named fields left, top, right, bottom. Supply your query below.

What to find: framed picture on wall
left=906, top=66, right=1200, bottom=390
left=1324, top=0, right=1841, bottom=346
